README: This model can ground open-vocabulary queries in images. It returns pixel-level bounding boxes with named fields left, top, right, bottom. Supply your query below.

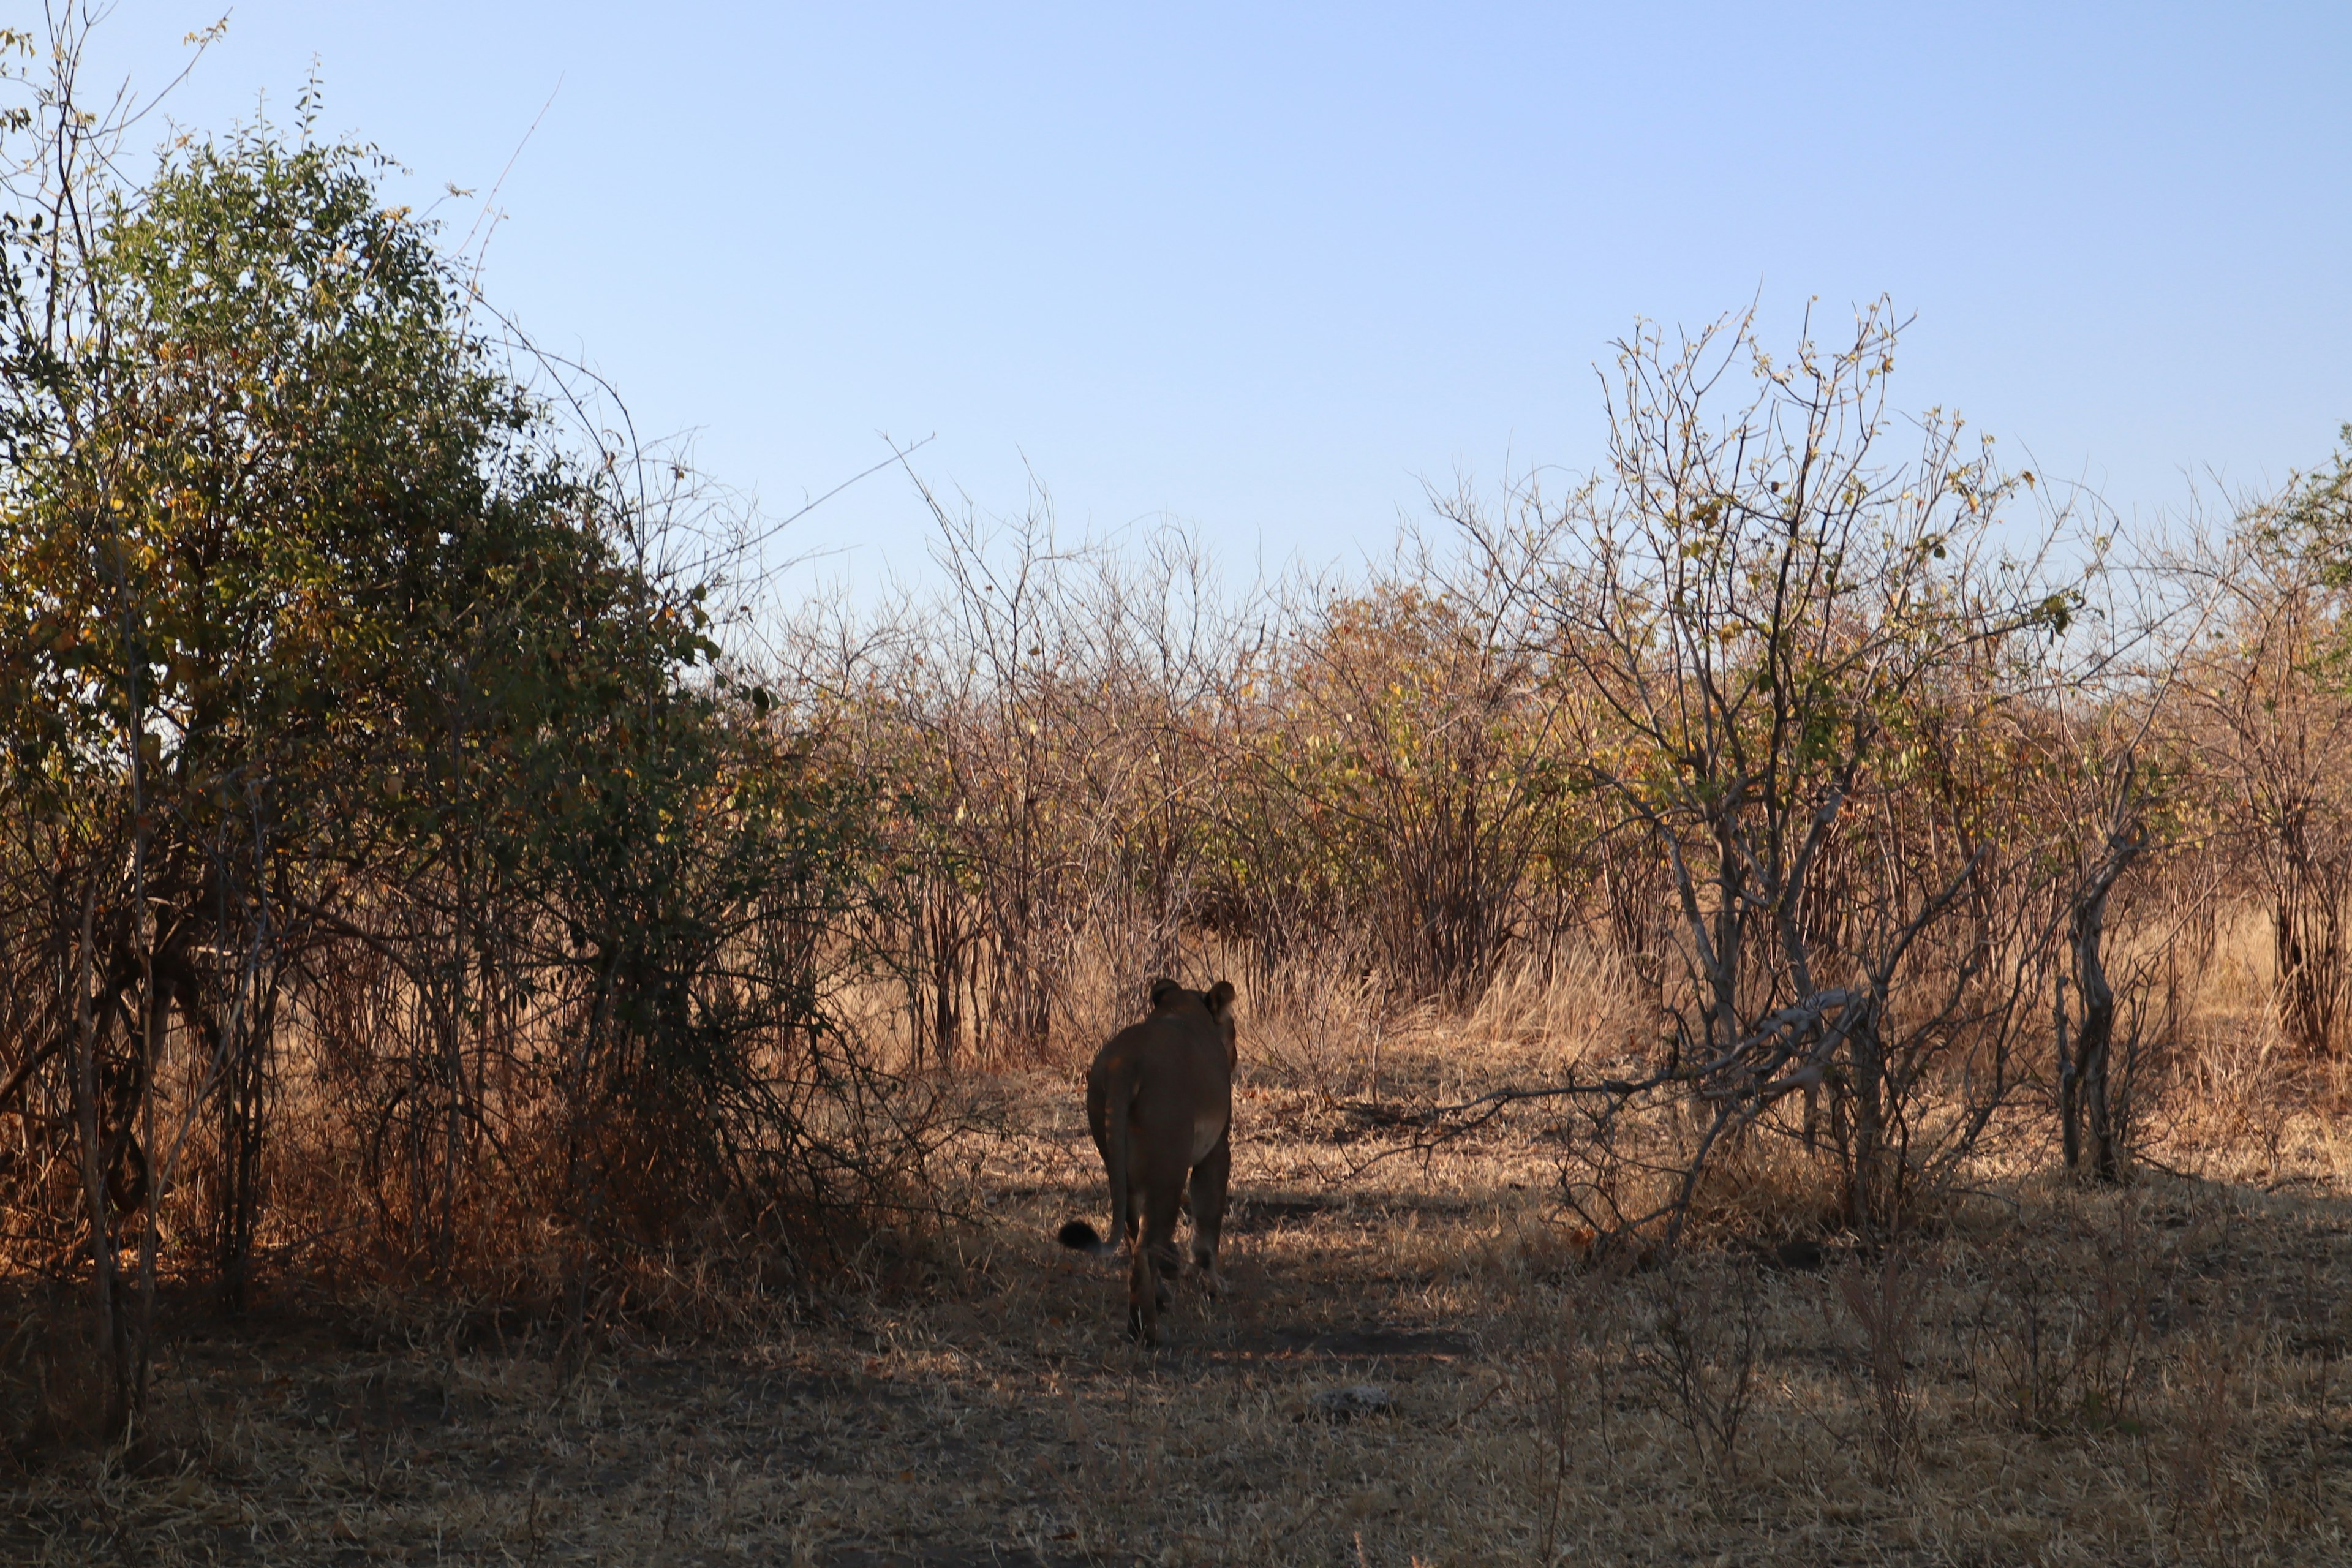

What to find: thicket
left=0, top=25, right=943, bottom=1440
left=794, top=314, right=2352, bottom=1246
left=9, top=14, right=2352, bottom=1453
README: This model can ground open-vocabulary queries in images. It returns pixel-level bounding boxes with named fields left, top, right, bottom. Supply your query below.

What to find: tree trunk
left=70, top=883, right=127, bottom=1438
left=1848, top=1002, right=1889, bottom=1235
left=2055, top=973, right=2079, bottom=1171
left=2066, top=813, right=2143, bottom=1183
left=2076, top=926, right=2120, bottom=1183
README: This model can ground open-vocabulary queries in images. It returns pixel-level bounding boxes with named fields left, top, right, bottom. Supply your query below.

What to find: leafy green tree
left=2, top=22, right=907, bottom=1434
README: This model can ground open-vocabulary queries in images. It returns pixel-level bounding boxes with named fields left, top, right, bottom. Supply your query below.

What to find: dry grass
left=7, top=952, right=2352, bottom=1567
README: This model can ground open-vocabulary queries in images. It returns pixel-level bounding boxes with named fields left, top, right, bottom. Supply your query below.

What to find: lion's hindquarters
left=1190, top=1110, right=1227, bottom=1166
left=1084, top=1048, right=1139, bottom=1252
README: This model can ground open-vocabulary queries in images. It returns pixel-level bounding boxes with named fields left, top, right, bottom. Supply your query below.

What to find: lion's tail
left=1057, top=1219, right=1119, bottom=1256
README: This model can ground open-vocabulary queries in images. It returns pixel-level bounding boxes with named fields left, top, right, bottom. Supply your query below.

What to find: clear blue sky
left=87, top=3, right=2352, bottom=589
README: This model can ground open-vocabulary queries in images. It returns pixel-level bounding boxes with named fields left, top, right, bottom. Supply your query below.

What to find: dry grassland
left=9, top=946, right=2352, bottom=1567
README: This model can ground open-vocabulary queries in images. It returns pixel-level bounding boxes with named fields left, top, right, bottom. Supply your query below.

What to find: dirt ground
left=8, top=1041, right=2352, bottom=1566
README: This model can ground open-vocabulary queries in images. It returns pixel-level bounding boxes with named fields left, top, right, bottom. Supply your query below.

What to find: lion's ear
left=1206, top=980, right=1236, bottom=1019
left=1148, top=976, right=1182, bottom=1010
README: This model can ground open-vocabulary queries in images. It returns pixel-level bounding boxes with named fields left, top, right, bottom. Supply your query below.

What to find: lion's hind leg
left=1129, top=1180, right=1185, bottom=1345
left=1186, top=1133, right=1232, bottom=1301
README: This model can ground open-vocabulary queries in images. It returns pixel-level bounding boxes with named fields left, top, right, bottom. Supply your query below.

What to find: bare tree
left=1424, top=304, right=2084, bottom=1239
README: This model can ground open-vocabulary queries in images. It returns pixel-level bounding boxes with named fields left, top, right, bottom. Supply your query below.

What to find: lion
left=1057, top=977, right=1237, bottom=1344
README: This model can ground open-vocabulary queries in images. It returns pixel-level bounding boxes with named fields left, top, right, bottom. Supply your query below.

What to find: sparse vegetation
left=6, top=11, right=2352, bottom=1566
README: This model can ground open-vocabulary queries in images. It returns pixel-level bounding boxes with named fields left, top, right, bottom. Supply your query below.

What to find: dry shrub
left=225, top=985, right=976, bottom=1363
left=1238, top=946, right=1385, bottom=1102
left=2156, top=1327, right=2265, bottom=1541
left=1540, top=1098, right=1853, bottom=1265
left=2172, top=1021, right=2300, bottom=1174
left=2143, top=909, right=2296, bottom=1164
left=1629, top=1254, right=1766, bottom=1480
left=1457, top=947, right=1656, bottom=1076
left=0, top=1282, right=108, bottom=1468
left=1512, top=1270, right=1623, bottom=1565
left=1682, top=1130, right=1849, bottom=1245
left=1833, top=1250, right=1929, bottom=1485
left=1958, top=1197, right=2169, bottom=1436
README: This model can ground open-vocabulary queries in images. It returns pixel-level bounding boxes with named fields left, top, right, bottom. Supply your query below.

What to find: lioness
left=1057, top=977, right=1237, bottom=1344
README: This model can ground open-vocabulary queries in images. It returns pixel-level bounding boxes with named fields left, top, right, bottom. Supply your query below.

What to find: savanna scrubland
left=7, top=20, right=2352, bottom=1567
